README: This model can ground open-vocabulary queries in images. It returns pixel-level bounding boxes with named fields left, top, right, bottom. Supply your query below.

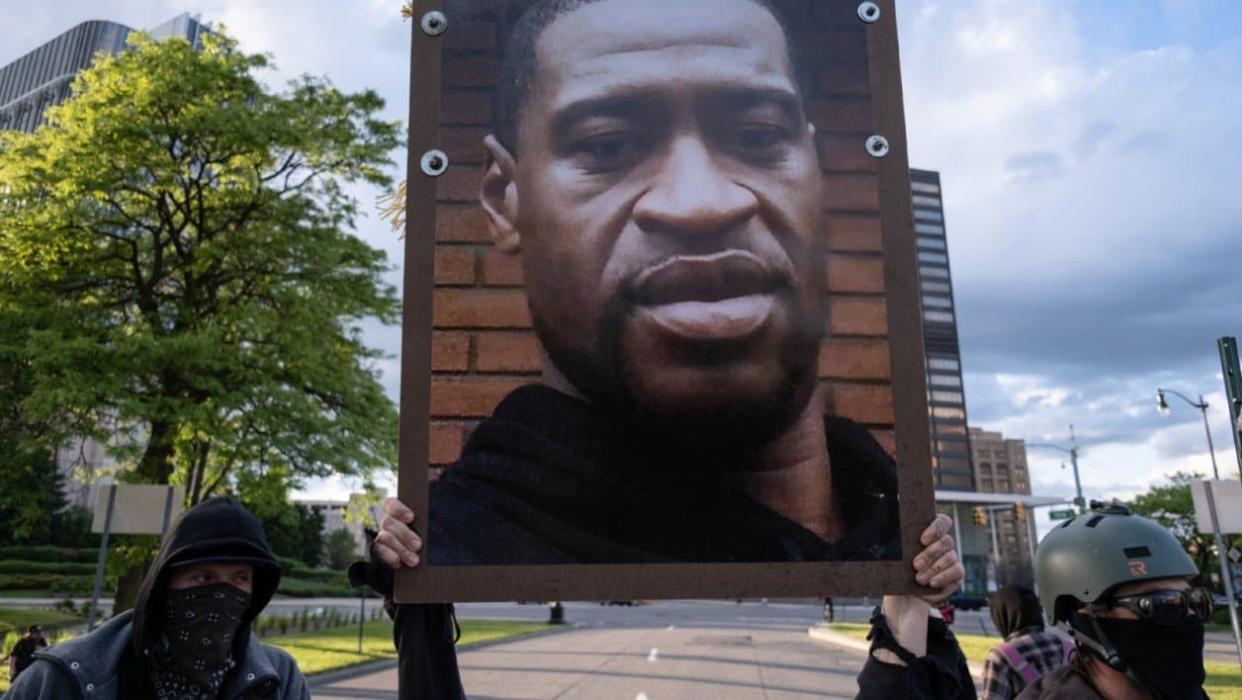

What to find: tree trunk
left=112, top=559, right=150, bottom=615
left=134, top=417, right=176, bottom=484
left=113, top=418, right=175, bottom=614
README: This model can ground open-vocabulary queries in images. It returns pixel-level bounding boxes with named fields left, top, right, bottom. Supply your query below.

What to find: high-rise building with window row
left=0, top=13, right=207, bottom=133
left=913, top=169, right=1050, bottom=593
left=910, top=168, right=974, bottom=490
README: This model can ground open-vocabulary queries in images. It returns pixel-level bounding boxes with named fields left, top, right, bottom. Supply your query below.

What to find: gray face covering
left=149, top=582, right=251, bottom=699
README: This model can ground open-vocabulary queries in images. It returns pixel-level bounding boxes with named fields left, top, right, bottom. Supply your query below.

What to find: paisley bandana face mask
left=149, top=582, right=251, bottom=699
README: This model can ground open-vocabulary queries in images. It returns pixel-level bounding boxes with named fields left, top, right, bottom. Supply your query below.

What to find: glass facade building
left=911, top=169, right=975, bottom=490
left=0, top=14, right=207, bottom=133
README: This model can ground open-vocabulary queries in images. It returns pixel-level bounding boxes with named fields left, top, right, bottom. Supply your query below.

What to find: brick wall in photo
left=428, top=1, right=895, bottom=467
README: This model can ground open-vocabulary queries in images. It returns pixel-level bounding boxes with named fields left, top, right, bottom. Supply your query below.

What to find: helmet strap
left=1069, top=609, right=1172, bottom=700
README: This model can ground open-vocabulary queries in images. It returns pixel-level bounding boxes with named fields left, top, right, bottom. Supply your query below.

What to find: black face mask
left=1071, top=611, right=1205, bottom=700
left=150, top=582, right=251, bottom=698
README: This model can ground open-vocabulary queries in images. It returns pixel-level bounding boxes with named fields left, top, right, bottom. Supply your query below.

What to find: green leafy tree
left=235, top=464, right=325, bottom=567
left=324, top=527, right=360, bottom=570
left=1126, top=471, right=1237, bottom=582
left=50, top=505, right=99, bottom=548
left=0, top=307, right=74, bottom=546
left=296, top=503, right=327, bottom=568
left=0, top=446, right=65, bottom=546
left=0, top=31, right=399, bottom=500
left=0, top=30, right=401, bottom=609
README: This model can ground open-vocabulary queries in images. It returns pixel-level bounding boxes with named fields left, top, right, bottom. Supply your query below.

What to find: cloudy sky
left=3, top=1, right=1240, bottom=530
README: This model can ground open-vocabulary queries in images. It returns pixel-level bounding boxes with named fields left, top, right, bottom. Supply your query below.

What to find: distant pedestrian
left=7, top=625, right=48, bottom=682
left=980, top=584, right=1071, bottom=699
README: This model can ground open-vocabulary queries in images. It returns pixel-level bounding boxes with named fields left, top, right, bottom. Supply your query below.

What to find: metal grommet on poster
left=857, top=2, right=881, bottom=23
left=421, top=10, right=448, bottom=36
left=865, top=134, right=890, bottom=158
left=420, top=149, right=449, bottom=177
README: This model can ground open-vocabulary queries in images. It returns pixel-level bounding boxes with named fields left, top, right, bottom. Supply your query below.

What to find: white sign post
left=1191, top=479, right=1242, bottom=671
left=87, top=484, right=184, bottom=631
left=1191, top=480, right=1242, bottom=534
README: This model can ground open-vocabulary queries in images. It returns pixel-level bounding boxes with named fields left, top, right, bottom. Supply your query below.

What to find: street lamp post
left=1029, top=429, right=1085, bottom=513
left=1156, top=384, right=1242, bottom=670
left=1156, top=388, right=1220, bottom=480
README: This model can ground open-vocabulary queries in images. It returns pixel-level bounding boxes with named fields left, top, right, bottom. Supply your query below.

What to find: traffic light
left=1014, top=502, right=1026, bottom=522
left=973, top=507, right=986, bottom=527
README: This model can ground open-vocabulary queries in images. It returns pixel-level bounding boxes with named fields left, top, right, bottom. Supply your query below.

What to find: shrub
left=0, top=560, right=97, bottom=575
left=0, top=546, right=98, bottom=563
left=0, top=573, right=113, bottom=593
left=52, top=599, right=79, bottom=615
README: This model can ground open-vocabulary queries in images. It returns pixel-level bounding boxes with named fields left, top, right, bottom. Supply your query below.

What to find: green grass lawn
left=266, top=618, right=554, bottom=676
left=0, top=616, right=550, bottom=693
left=0, top=606, right=82, bottom=634
left=0, top=609, right=83, bottom=695
left=829, top=622, right=1242, bottom=699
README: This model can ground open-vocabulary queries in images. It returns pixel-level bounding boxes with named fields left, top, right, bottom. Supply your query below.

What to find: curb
left=806, top=624, right=985, bottom=680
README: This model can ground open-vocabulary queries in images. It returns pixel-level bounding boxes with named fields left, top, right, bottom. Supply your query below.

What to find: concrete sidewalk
left=312, top=615, right=869, bottom=699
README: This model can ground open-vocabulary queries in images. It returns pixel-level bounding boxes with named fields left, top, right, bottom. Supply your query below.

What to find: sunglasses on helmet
left=1102, top=587, right=1213, bottom=626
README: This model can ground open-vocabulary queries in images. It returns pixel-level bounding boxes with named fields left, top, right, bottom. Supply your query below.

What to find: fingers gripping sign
left=375, top=497, right=423, bottom=569
left=913, top=514, right=963, bottom=603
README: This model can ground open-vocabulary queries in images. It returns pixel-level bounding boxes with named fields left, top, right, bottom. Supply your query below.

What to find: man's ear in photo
left=480, top=134, right=521, bottom=254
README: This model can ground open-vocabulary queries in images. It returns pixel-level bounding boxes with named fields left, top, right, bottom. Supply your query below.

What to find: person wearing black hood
left=980, top=584, right=1073, bottom=699
left=5, top=497, right=309, bottom=700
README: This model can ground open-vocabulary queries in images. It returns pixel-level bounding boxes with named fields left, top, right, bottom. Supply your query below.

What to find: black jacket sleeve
left=391, top=603, right=467, bottom=700
left=855, top=609, right=976, bottom=700
left=348, top=529, right=467, bottom=700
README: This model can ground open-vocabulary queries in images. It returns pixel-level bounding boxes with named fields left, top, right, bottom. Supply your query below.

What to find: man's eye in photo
left=734, top=124, right=790, bottom=153
left=574, top=133, right=640, bottom=169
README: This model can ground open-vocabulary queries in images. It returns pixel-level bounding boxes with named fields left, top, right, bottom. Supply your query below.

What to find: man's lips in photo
left=627, top=250, right=790, bottom=343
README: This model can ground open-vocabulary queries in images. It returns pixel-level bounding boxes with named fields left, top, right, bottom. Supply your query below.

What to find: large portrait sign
left=397, top=0, right=935, bottom=602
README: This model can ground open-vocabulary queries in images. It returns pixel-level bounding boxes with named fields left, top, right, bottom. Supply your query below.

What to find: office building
left=969, top=427, right=1038, bottom=587
left=296, top=492, right=388, bottom=554
left=0, top=13, right=207, bottom=133
left=910, top=169, right=974, bottom=490
left=912, top=169, right=1051, bottom=593
left=970, top=428, right=1032, bottom=495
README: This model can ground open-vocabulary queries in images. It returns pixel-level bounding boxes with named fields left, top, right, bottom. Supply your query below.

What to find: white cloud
left=899, top=0, right=1242, bottom=498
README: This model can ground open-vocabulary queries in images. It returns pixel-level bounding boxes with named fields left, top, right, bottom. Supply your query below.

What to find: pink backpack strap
left=997, top=642, right=1041, bottom=685
left=1061, top=636, right=1075, bottom=663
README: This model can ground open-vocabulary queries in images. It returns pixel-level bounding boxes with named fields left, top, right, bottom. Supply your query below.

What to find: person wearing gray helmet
left=1018, top=502, right=1211, bottom=700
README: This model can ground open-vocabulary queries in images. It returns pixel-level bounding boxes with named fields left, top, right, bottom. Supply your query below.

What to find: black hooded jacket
left=127, top=493, right=289, bottom=695
left=127, top=496, right=284, bottom=685
left=8, top=496, right=308, bottom=699
left=427, top=384, right=901, bottom=565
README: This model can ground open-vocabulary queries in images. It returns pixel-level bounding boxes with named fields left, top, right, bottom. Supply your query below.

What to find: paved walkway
left=312, top=604, right=868, bottom=699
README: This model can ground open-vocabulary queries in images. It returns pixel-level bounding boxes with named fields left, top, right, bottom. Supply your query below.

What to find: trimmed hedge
left=276, top=576, right=355, bottom=598
left=0, top=546, right=98, bottom=563
left=0, top=574, right=113, bottom=593
left=274, top=556, right=351, bottom=583
left=0, top=560, right=98, bottom=575
left=0, top=560, right=349, bottom=598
